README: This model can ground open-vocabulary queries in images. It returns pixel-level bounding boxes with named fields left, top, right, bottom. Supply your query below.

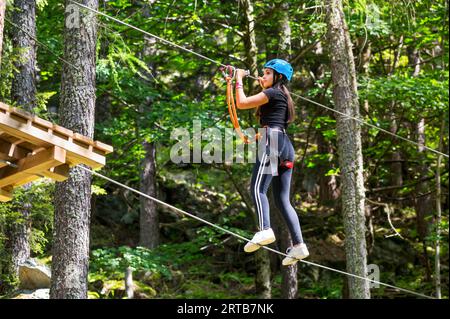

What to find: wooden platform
left=0, top=102, right=113, bottom=202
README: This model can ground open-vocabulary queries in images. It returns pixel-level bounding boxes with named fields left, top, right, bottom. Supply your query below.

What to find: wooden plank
left=12, top=139, right=26, bottom=146
left=15, top=141, right=42, bottom=152
left=0, top=112, right=105, bottom=168
left=0, top=159, right=16, bottom=169
left=0, top=133, right=34, bottom=149
left=52, top=123, right=73, bottom=138
left=0, top=118, right=50, bottom=148
left=0, top=102, right=112, bottom=167
left=0, top=188, right=12, bottom=202
left=74, top=132, right=94, bottom=145
left=0, top=102, right=9, bottom=112
left=13, top=174, right=41, bottom=187
left=41, top=164, right=70, bottom=182
left=73, top=133, right=94, bottom=153
left=94, top=140, right=114, bottom=154
left=10, top=107, right=33, bottom=121
left=2, top=103, right=59, bottom=134
left=32, top=116, right=53, bottom=129
left=0, top=146, right=66, bottom=188
left=0, top=139, right=31, bottom=160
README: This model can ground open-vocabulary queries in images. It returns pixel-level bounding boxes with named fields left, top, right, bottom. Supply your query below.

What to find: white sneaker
left=244, top=228, right=276, bottom=253
left=282, top=243, right=309, bottom=266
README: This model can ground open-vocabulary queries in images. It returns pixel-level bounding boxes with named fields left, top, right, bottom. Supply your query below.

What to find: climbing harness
left=221, top=65, right=261, bottom=144
left=260, top=126, right=295, bottom=172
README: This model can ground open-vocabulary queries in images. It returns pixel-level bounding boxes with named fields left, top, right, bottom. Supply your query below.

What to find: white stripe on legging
left=254, top=152, right=267, bottom=231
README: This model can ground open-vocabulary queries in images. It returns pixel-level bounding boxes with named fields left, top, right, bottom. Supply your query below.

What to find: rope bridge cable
left=77, top=165, right=435, bottom=299
left=69, top=1, right=226, bottom=69
left=69, top=0, right=448, bottom=159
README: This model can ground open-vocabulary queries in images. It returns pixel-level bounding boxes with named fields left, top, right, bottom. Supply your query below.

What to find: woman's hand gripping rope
left=221, top=66, right=260, bottom=144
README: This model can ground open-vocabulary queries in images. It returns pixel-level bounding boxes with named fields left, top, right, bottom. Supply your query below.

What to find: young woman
left=235, top=59, right=308, bottom=266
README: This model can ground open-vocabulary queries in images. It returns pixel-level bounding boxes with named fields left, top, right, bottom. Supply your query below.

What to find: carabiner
left=220, top=65, right=236, bottom=80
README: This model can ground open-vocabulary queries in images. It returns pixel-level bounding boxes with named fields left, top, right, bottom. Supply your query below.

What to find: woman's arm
left=235, top=70, right=268, bottom=109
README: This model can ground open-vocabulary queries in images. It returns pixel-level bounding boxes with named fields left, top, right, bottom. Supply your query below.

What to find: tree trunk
left=139, top=139, right=159, bottom=248
left=0, top=0, right=6, bottom=64
left=3, top=0, right=37, bottom=291
left=276, top=208, right=298, bottom=299
left=357, top=39, right=371, bottom=74
left=387, top=37, right=404, bottom=201
left=3, top=195, right=31, bottom=289
left=434, top=117, right=445, bottom=299
left=415, top=117, right=433, bottom=281
left=325, top=0, right=370, bottom=299
left=241, top=0, right=258, bottom=93
left=125, top=267, right=134, bottom=299
left=11, top=0, right=36, bottom=111
left=270, top=191, right=298, bottom=299
left=408, top=46, right=433, bottom=282
left=317, top=132, right=339, bottom=205
left=408, top=46, right=421, bottom=78
left=254, top=248, right=271, bottom=298
left=274, top=3, right=298, bottom=299
left=138, top=18, right=159, bottom=248
left=278, top=3, right=291, bottom=58
left=241, top=0, right=271, bottom=299
left=51, top=0, right=98, bottom=299
left=389, top=115, right=403, bottom=190
left=138, top=13, right=159, bottom=248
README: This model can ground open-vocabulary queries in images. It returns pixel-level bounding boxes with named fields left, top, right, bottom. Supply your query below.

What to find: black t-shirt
left=260, top=87, right=288, bottom=129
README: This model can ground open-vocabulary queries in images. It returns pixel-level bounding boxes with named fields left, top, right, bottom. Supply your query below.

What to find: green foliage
left=91, top=184, right=107, bottom=196
left=36, top=0, right=49, bottom=10
left=360, top=71, right=449, bottom=117
left=426, top=215, right=449, bottom=248
left=0, top=39, right=23, bottom=104
left=347, top=1, right=391, bottom=37
left=301, top=277, right=343, bottom=299
left=0, top=182, right=54, bottom=295
left=325, top=167, right=340, bottom=177
left=0, top=181, right=54, bottom=256
left=90, top=246, right=172, bottom=279
left=88, top=221, right=257, bottom=299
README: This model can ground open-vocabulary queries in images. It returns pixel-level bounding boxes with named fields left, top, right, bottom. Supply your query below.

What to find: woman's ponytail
left=274, top=71, right=295, bottom=123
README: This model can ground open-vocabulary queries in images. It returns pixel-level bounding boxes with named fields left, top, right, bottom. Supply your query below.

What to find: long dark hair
left=256, top=70, right=295, bottom=124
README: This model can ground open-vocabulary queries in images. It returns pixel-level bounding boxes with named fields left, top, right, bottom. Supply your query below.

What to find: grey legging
left=250, top=128, right=304, bottom=245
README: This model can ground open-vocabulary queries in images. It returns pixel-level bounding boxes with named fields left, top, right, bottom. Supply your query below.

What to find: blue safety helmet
left=263, top=59, right=293, bottom=81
